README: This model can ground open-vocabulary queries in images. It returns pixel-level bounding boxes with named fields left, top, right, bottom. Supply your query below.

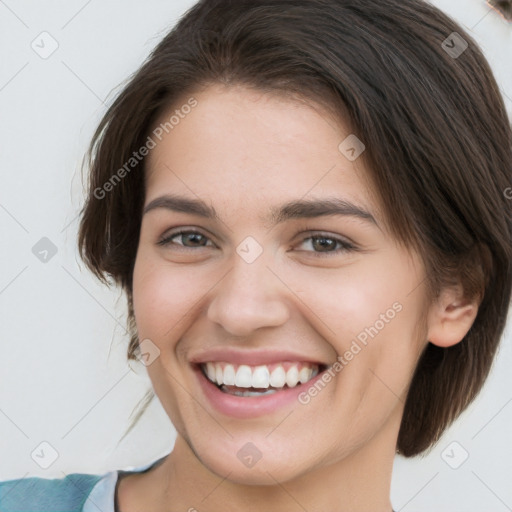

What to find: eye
left=295, top=233, right=356, bottom=256
left=157, top=229, right=357, bottom=257
left=157, top=229, right=215, bottom=249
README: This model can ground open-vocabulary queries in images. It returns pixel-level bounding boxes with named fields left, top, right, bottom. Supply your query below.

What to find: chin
left=187, top=432, right=321, bottom=486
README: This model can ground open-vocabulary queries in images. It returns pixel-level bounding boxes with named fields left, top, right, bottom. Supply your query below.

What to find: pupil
left=313, top=237, right=335, bottom=252
left=185, top=233, right=205, bottom=246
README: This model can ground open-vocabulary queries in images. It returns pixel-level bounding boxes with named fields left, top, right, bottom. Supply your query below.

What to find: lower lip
left=194, top=365, right=325, bottom=419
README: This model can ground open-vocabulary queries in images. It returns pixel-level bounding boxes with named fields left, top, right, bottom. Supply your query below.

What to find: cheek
left=132, top=253, right=204, bottom=339
left=288, top=257, right=417, bottom=338
left=303, top=266, right=425, bottom=442
left=131, top=252, right=203, bottom=434
left=285, top=252, right=426, bottom=383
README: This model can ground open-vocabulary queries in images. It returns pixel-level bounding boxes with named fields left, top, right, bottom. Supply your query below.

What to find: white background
left=0, top=1, right=511, bottom=510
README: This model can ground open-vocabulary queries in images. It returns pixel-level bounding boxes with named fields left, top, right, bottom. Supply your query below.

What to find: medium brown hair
left=78, top=0, right=512, bottom=456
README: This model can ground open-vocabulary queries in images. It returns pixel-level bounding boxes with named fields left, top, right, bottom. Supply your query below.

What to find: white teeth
left=252, top=365, right=270, bottom=388
left=299, top=366, right=312, bottom=384
left=228, top=388, right=278, bottom=397
left=215, top=365, right=224, bottom=386
left=206, top=362, right=216, bottom=382
left=202, top=361, right=321, bottom=390
left=269, top=367, right=286, bottom=388
left=286, top=366, right=299, bottom=388
left=223, top=364, right=236, bottom=385
left=235, top=365, right=252, bottom=388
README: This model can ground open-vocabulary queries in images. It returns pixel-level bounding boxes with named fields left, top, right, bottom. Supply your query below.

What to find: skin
left=119, top=83, right=479, bottom=512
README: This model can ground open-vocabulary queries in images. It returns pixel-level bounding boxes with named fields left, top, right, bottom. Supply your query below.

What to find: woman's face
left=132, top=84, right=430, bottom=483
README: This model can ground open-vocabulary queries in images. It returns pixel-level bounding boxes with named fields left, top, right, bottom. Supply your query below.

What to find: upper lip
left=189, top=348, right=330, bottom=367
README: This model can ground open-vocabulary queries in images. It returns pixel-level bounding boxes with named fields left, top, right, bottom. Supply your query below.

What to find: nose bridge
left=206, top=244, right=289, bottom=336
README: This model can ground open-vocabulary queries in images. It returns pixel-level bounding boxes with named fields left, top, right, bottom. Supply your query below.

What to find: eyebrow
left=143, top=194, right=378, bottom=227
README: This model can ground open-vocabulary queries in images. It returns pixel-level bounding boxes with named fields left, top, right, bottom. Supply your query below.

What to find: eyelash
left=156, top=229, right=357, bottom=257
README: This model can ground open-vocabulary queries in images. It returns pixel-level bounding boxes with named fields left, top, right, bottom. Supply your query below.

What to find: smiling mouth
left=200, top=361, right=327, bottom=397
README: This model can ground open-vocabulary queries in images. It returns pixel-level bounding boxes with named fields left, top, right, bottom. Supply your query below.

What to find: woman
left=1, top=0, right=511, bottom=510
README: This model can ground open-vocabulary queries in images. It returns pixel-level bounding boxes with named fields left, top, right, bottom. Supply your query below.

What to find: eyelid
left=157, top=227, right=358, bottom=255
left=157, top=227, right=217, bottom=249
left=293, top=229, right=356, bottom=247
left=293, top=231, right=357, bottom=256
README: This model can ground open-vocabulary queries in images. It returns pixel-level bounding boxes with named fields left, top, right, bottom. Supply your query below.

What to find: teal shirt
left=1, top=456, right=397, bottom=511
left=0, top=456, right=165, bottom=512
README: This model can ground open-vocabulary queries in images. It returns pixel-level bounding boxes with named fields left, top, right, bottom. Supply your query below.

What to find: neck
left=151, top=414, right=399, bottom=512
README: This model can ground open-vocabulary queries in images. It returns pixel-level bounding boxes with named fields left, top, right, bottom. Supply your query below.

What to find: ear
left=426, top=285, right=480, bottom=348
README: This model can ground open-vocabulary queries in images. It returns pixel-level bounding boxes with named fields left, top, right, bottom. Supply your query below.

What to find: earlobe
left=426, top=287, right=480, bottom=348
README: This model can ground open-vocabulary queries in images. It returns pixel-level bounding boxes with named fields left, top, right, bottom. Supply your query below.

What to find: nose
left=206, top=253, right=290, bottom=337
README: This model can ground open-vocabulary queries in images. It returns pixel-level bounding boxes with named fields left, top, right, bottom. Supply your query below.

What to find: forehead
left=144, top=84, right=381, bottom=224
